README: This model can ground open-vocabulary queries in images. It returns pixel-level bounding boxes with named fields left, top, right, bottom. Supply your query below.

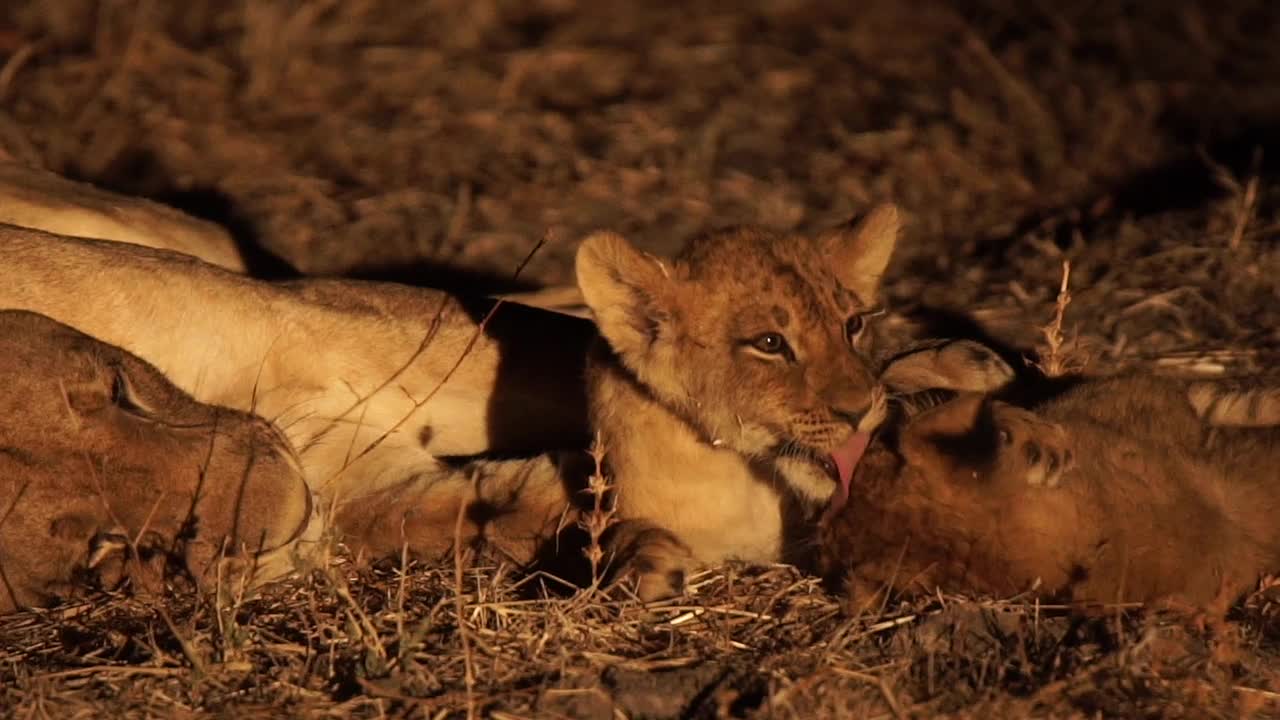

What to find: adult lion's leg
left=880, top=339, right=1015, bottom=395
left=1187, top=378, right=1280, bottom=428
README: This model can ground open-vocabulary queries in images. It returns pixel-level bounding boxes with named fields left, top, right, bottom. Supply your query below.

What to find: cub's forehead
left=676, top=228, right=866, bottom=315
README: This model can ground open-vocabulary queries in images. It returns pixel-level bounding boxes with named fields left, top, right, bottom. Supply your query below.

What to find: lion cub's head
left=576, top=205, right=900, bottom=502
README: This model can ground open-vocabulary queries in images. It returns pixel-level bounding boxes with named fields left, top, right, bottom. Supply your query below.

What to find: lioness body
left=822, top=374, right=1280, bottom=612
left=0, top=226, right=592, bottom=515
left=0, top=161, right=247, bottom=272
left=0, top=310, right=317, bottom=612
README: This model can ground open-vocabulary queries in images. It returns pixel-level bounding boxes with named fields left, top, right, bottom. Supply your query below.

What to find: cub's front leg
left=599, top=519, right=696, bottom=601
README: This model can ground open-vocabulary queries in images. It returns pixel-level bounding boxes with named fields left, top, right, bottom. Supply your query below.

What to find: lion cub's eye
left=844, top=307, right=882, bottom=345
left=750, top=332, right=791, bottom=356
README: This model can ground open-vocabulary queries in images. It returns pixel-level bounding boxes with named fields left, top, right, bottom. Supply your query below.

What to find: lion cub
left=572, top=206, right=907, bottom=597
left=820, top=373, right=1280, bottom=614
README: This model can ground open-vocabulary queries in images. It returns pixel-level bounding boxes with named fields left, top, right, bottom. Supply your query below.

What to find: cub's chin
left=771, top=431, right=873, bottom=507
left=771, top=452, right=839, bottom=504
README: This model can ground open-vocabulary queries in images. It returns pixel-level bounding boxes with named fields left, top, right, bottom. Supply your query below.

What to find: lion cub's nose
left=833, top=405, right=870, bottom=427
left=832, top=385, right=887, bottom=433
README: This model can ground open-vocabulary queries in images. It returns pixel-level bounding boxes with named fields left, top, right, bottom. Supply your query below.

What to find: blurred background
left=1, top=0, right=1277, bottom=354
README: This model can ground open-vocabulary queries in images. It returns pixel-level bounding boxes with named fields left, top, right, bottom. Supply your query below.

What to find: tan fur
left=341, top=210, right=1011, bottom=600
left=574, top=207, right=903, bottom=597
left=880, top=338, right=1015, bottom=394
left=0, top=225, right=594, bottom=592
left=0, top=310, right=319, bottom=613
left=0, top=175, right=1023, bottom=606
left=0, top=161, right=597, bottom=320
left=0, top=161, right=247, bottom=272
left=820, top=374, right=1280, bottom=615
left=1187, top=378, right=1280, bottom=427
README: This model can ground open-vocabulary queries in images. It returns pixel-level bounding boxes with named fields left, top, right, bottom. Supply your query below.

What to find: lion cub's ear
left=820, top=203, right=900, bottom=301
left=576, top=231, right=673, bottom=365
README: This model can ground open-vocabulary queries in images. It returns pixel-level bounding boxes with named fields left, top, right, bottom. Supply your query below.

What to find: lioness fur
left=0, top=310, right=318, bottom=613
left=0, top=157, right=593, bottom=318
left=0, top=160, right=248, bottom=272
left=0, top=223, right=597, bottom=568
left=821, top=372, right=1280, bottom=615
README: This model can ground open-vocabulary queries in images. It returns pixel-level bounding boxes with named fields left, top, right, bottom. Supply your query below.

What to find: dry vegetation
left=3, top=0, right=1280, bottom=717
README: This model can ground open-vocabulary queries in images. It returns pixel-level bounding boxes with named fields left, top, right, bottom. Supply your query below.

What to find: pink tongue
left=822, top=432, right=871, bottom=524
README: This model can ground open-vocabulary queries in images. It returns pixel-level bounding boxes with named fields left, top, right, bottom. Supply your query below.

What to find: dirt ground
left=3, top=1, right=1280, bottom=717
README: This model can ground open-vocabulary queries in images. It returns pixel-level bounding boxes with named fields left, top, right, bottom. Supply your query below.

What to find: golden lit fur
left=0, top=161, right=247, bottom=272
left=574, top=207, right=951, bottom=598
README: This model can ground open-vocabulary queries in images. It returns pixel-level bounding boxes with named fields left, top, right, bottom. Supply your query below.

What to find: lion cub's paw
left=605, top=521, right=696, bottom=602
left=992, top=403, right=1072, bottom=488
left=882, top=339, right=1015, bottom=394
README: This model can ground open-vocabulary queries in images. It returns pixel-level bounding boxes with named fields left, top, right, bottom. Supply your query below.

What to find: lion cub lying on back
left=821, top=373, right=1280, bottom=614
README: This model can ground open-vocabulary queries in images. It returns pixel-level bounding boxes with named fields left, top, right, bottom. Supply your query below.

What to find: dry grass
left=3, top=0, right=1280, bottom=717
left=8, top=560, right=1280, bottom=717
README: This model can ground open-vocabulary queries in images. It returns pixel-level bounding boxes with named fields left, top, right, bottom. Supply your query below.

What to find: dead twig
left=579, top=432, right=618, bottom=590
left=452, top=496, right=477, bottom=720
left=1030, top=259, right=1086, bottom=377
